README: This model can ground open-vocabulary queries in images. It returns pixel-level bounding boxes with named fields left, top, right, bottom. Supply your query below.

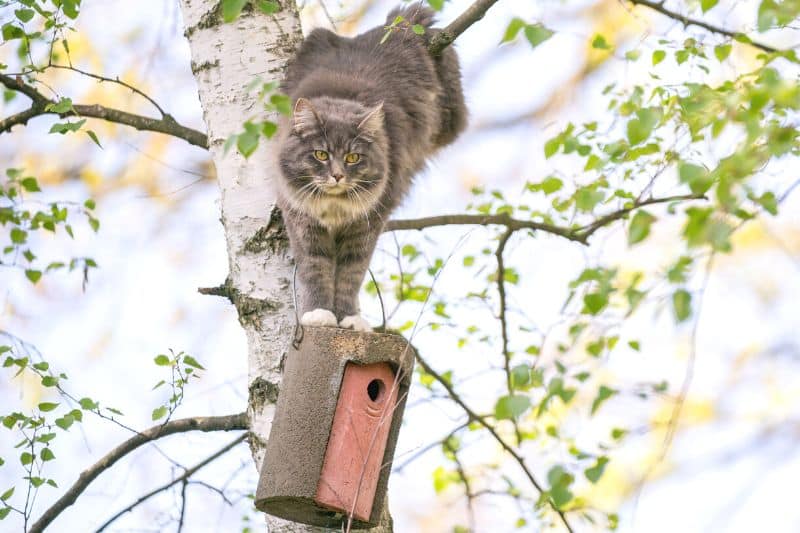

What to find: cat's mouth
left=319, top=183, right=350, bottom=196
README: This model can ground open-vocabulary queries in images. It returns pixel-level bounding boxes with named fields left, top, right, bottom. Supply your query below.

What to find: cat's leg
left=334, top=220, right=381, bottom=331
left=287, top=215, right=337, bottom=327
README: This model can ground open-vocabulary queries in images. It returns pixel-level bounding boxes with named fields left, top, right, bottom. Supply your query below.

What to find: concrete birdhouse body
left=255, top=327, right=414, bottom=528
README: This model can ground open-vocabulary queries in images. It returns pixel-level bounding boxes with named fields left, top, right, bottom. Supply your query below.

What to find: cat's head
left=278, top=97, right=389, bottom=222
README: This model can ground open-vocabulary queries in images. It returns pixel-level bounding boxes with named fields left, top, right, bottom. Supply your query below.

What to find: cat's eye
left=344, top=153, right=361, bottom=164
left=313, top=150, right=329, bottom=162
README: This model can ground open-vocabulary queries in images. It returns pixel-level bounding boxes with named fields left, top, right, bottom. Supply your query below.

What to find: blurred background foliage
left=1, top=0, right=799, bottom=531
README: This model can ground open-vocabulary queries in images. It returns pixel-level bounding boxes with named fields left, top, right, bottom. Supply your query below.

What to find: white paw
left=339, top=315, right=372, bottom=332
left=300, top=308, right=338, bottom=327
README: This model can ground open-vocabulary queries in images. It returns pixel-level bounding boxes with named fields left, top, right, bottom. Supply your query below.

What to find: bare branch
left=629, top=0, right=781, bottom=53
left=95, top=434, right=246, bottom=532
left=494, top=228, right=524, bottom=445
left=47, top=64, right=169, bottom=117
left=414, top=353, right=574, bottom=533
left=0, top=73, right=208, bottom=148
left=429, top=0, right=502, bottom=55
left=29, top=413, right=248, bottom=533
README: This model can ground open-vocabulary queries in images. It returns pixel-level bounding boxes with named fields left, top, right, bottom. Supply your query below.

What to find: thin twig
left=495, top=228, right=523, bottom=445
left=628, top=0, right=781, bottom=53
left=29, top=413, right=248, bottom=533
left=47, top=64, right=168, bottom=117
left=414, top=353, right=574, bottom=532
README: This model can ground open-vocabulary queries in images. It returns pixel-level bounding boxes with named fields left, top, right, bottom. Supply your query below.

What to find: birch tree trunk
left=178, top=1, right=391, bottom=531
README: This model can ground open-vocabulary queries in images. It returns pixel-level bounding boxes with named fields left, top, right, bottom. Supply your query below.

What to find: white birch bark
left=177, top=1, right=390, bottom=531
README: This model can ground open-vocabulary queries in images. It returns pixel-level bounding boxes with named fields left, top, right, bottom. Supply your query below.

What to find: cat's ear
left=357, top=102, right=384, bottom=140
left=293, top=98, right=320, bottom=135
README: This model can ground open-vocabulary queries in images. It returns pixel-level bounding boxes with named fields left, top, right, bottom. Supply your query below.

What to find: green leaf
left=15, top=8, right=35, bottom=22
left=78, top=397, right=98, bottom=410
left=222, top=0, right=248, bottom=22
left=0, top=507, right=10, bottom=520
left=626, top=107, right=660, bottom=145
left=541, top=176, right=563, bottom=194
left=0, top=487, right=13, bottom=501
left=584, top=457, right=609, bottom=483
left=40, top=448, right=54, bottom=462
left=547, top=465, right=574, bottom=508
left=757, top=0, right=800, bottom=31
left=151, top=406, right=168, bottom=421
left=85, top=130, right=102, bottom=148
left=678, top=162, right=712, bottom=195
left=510, top=364, right=531, bottom=389
left=38, top=402, right=58, bottom=412
left=154, top=354, right=171, bottom=366
left=714, top=43, right=732, bottom=61
left=20, top=177, right=40, bottom=192
left=494, top=394, right=531, bottom=421
left=427, top=0, right=444, bottom=10
left=182, top=355, right=205, bottom=370
left=523, top=24, right=553, bottom=48
left=501, top=18, right=526, bottom=43
left=25, top=270, right=42, bottom=284
left=45, top=98, right=73, bottom=113
left=257, top=0, right=280, bottom=14
left=544, top=137, right=560, bottom=158
left=628, top=210, right=656, bottom=245
left=237, top=128, right=259, bottom=158
left=652, top=50, right=666, bottom=65
left=55, top=415, right=74, bottom=430
left=49, top=119, right=86, bottom=135
left=754, top=191, right=778, bottom=215
left=590, top=385, right=617, bottom=415
left=575, top=187, right=604, bottom=212
left=20, top=452, right=33, bottom=466
left=10, top=228, right=27, bottom=244
left=2, top=23, right=25, bottom=41
left=591, top=34, right=611, bottom=50
left=412, top=24, right=425, bottom=35
left=672, top=289, right=692, bottom=322
left=583, top=292, right=609, bottom=315
left=701, top=0, right=718, bottom=12
left=32, top=362, right=49, bottom=371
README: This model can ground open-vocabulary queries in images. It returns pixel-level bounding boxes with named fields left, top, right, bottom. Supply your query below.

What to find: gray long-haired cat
left=275, top=4, right=466, bottom=331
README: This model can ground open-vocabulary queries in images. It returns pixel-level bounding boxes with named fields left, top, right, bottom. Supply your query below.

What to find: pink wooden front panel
left=315, top=362, right=399, bottom=521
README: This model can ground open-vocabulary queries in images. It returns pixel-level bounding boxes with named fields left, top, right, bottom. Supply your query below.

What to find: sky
left=1, top=0, right=799, bottom=532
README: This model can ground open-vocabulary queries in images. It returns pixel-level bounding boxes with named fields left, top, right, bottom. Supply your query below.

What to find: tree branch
left=385, top=193, right=705, bottom=242
left=0, top=73, right=208, bottom=148
left=413, top=353, right=574, bottom=533
left=94, top=434, right=246, bottom=532
left=629, top=0, right=780, bottom=53
left=429, top=0, right=502, bottom=55
left=28, top=413, right=248, bottom=533
left=385, top=213, right=586, bottom=242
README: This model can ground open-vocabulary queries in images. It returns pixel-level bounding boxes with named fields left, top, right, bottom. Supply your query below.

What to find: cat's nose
left=332, top=174, right=344, bottom=183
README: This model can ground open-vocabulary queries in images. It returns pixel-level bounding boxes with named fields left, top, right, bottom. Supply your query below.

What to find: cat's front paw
left=339, top=315, right=372, bottom=332
left=300, top=308, right=338, bottom=328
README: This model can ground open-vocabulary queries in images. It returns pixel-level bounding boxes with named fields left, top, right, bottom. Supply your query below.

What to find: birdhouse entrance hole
left=367, top=378, right=384, bottom=402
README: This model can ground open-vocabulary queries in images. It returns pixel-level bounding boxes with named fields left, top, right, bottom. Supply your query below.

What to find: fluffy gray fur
left=274, top=3, right=467, bottom=330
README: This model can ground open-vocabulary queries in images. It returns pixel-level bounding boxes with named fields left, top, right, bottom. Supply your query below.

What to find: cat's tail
left=385, top=3, right=436, bottom=28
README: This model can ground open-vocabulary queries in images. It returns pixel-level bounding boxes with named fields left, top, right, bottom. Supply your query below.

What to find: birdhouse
left=255, top=327, right=414, bottom=529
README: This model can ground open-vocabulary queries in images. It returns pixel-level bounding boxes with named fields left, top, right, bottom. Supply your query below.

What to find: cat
left=274, top=3, right=467, bottom=332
